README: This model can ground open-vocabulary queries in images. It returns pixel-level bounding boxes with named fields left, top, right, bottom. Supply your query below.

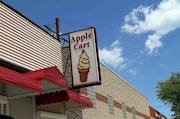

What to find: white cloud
left=121, top=0, right=180, bottom=54
left=145, top=34, right=162, bottom=54
left=99, top=40, right=126, bottom=69
left=128, top=69, right=137, bottom=76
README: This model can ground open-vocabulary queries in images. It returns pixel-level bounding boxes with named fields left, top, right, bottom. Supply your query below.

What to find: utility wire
left=60, top=19, right=91, bottom=28
left=60, top=25, right=87, bottom=28
left=45, top=22, right=56, bottom=28
left=43, top=18, right=91, bottom=31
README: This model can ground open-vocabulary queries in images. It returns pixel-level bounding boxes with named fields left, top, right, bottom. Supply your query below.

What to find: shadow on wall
left=0, top=115, right=14, bottom=119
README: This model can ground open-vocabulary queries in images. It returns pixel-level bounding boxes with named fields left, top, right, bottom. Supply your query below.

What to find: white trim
left=37, top=111, right=67, bottom=119
left=1, top=104, right=4, bottom=114
left=0, top=95, right=9, bottom=115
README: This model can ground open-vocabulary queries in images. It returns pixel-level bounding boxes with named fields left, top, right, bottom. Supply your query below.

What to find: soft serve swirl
left=78, top=49, right=90, bottom=69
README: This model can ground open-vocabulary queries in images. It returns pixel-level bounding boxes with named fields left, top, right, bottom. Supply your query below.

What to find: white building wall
left=0, top=2, right=63, bottom=72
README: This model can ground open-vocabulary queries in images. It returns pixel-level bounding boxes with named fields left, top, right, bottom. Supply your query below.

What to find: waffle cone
left=78, top=68, right=89, bottom=82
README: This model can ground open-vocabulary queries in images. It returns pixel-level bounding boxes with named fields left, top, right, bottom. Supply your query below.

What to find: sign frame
left=69, top=27, right=101, bottom=89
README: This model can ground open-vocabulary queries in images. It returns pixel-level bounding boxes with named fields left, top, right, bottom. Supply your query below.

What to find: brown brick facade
left=96, top=93, right=108, bottom=103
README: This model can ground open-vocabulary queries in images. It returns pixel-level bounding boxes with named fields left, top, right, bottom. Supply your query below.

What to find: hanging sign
left=69, top=27, right=101, bottom=88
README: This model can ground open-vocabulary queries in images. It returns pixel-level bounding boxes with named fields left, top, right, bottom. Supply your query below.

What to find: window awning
left=0, top=66, right=68, bottom=98
left=0, top=66, right=43, bottom=95
left=24, top=66, right=68, bottom=91
left=36, top=90, right=93, bottom=109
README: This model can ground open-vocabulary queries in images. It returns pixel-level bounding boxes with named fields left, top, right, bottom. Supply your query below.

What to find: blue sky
left=3, top=0, right=180, bottom=118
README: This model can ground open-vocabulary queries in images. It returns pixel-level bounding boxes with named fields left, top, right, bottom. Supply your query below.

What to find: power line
left=43, top=18, right=91, bottom=33
left=60, top=19, right=91, bottom=28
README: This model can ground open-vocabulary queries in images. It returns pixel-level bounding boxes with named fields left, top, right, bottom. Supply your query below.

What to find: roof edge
left=100, top=62, right=148, bottom=100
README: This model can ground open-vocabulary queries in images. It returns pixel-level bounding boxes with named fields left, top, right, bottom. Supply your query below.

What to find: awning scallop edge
left=36, top=90, right=93, bottom=109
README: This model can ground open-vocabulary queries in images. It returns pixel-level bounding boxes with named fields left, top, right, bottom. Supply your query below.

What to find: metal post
left=56, top=18, right=60, bottom=42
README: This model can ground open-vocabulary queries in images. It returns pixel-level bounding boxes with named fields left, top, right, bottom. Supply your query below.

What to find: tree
left=156, top=72, right=180, bottom=119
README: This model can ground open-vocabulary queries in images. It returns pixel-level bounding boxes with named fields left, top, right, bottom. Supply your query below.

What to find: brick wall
left=62, top=46, right=150, bottom=119
left=80, top=63, right=151, bottom=119
left=62, top=45, right=73, bottom=88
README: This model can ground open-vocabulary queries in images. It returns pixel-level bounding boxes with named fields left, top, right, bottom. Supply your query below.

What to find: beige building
left=62, top=44, right=151, bottom=119
left=80, top=63, right=150, bottom=119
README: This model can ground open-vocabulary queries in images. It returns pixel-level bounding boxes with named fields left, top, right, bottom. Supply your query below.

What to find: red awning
left=0, top=66, right=43, bottom=93
left=24, top=66, right=68, bottom=89
left=36, top=90, right=93, bottom=109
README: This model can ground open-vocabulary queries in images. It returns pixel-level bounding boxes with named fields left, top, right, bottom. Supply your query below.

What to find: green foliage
left=156, top=72, right=180, bottom=119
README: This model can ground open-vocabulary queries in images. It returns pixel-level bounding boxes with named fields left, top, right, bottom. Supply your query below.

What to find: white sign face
left=69, top=27, right=101, bottom=88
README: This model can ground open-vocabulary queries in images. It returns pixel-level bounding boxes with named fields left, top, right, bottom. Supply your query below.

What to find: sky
left=2, top=0, right=180, bottom=118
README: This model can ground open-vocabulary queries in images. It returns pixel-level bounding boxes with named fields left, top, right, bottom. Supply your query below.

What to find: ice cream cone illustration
left=77, top=49, right=90, bottom=82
